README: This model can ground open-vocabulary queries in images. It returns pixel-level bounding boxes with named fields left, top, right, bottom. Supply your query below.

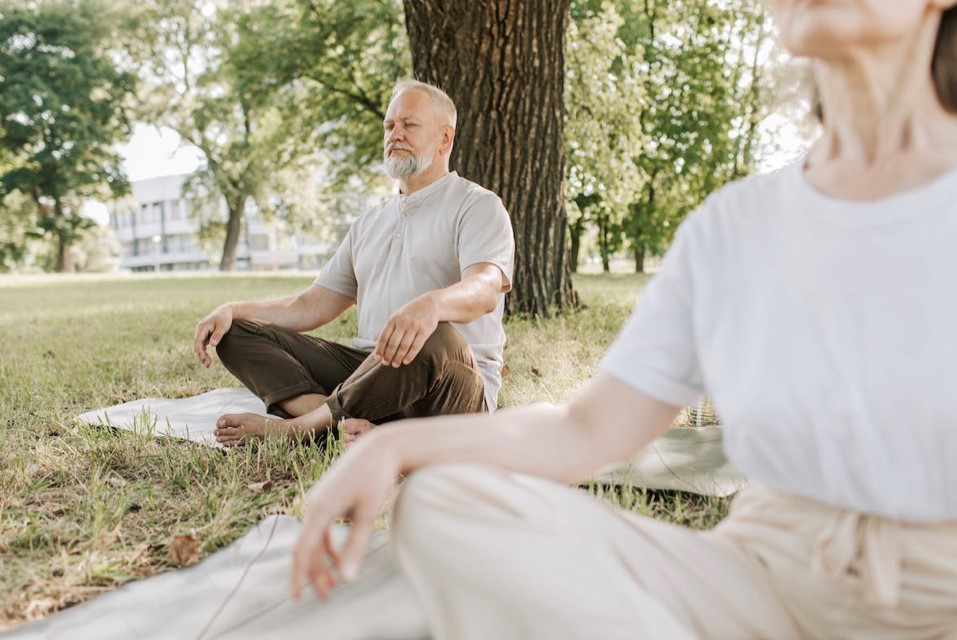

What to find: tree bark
left=53, top=197, right=73, bottom=273
left=220, top=197, right=245, bottom=271
left=568, top=216, right=584, bottom=274
left=403, top=0, right=577, bottom=316
left=634, top=244, right=645, bottom=274
left=598, top=212, right=611, bottom=273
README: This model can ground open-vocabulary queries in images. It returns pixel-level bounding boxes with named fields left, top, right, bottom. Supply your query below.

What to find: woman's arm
left=291, top=372, right=681, bottom=598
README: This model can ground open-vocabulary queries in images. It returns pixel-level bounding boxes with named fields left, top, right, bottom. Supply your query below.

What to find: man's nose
left=387, top=126, right=405, bottom=143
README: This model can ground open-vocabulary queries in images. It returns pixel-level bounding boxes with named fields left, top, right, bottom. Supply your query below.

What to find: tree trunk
left=53, top=198, right=73, bottom=273
left=403, top=0, right=577, bottom=317
left=55, top=235, right=73, bottom=273
left=598, top=213, right=610, bottom=273
left=220, top=197, right=245, bottom=271
left=634, top=244, right=645, bottom=274
left=568, top=217, right=584, bottom=274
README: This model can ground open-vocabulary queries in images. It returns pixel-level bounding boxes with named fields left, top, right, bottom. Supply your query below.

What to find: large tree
left=403, top=0, right=576, bottom=316
left=131, top=0, right=306, bottom=271
left=565, top=2, right=645, bottom=272
left=621, top=0, right=776, bottom=272
left=0, top=0, right=133, bottom=272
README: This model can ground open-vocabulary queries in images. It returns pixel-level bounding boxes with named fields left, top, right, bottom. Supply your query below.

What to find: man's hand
left=193, top=304, right=234, bottom=368
left=374, top=295, right=439, bottom=367
left=291, top=434, right=400, bottom=599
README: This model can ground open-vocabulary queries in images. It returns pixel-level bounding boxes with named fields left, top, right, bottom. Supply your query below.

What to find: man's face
left=382, top=89, right=449, bottom=180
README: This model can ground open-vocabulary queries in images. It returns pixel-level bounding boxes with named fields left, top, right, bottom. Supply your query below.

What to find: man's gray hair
left=392, top=79, right=457, bottom=128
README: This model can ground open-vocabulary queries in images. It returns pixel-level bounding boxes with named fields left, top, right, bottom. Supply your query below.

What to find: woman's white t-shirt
left=600, top=160, right=957, bottom=522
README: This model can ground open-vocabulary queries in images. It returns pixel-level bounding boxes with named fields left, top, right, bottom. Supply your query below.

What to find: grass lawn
left=0, top=271, right=728, bottom=631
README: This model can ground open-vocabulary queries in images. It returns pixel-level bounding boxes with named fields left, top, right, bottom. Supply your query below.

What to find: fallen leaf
left=24, top=598, right=57, bottom=620
left=247, top=480, right=273, bottom=493
left=169, top=534, right=201, bottom=567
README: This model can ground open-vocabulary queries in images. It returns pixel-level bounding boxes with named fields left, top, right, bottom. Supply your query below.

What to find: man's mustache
left=387, top=144, right=414, bottom=154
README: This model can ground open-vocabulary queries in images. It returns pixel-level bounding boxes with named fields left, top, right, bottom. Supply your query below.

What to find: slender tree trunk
left=568, top=217, right=584, bottom=273
left=403, top=0, right=577, bottom=317
left=634, top=244, right=645, bottom=274
left=220, top=197, right=245, bottom=271
left=55, top=234, right=73, bottom=273
left=598, top=213, right=610, bottom=273
left=53, top=197, right=73, bottom=273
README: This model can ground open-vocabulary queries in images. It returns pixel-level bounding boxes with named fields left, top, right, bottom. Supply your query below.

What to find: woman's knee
left=392, top=464, right=499, bottom=550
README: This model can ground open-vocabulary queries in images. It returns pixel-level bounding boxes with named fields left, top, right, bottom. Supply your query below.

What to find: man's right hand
left=193, top=304, right=234, bottom=368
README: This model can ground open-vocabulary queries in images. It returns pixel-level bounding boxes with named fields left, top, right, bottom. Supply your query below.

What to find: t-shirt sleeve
left=313, top=225, right=359, bottom=298
left=599, top=218, right=705, bottom=407
left=457, top=193, right=515, bottom=291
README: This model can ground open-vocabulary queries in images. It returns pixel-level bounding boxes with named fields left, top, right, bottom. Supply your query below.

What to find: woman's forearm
left=374, top=374, right=681, bottom=485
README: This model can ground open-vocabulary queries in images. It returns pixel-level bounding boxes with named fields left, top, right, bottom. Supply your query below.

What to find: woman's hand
left=291, top=433, right=401, bottom=599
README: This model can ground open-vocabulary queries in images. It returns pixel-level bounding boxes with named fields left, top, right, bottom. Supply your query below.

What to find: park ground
left=0, top=271, right=728, bottom=631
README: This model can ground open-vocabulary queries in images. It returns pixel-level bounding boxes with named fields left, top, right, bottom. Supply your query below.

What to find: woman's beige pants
left=391, top=464, right=957, bottom=639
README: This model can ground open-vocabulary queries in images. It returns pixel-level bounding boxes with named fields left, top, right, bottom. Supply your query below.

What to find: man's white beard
left=385, top=149, right=433, bottom=180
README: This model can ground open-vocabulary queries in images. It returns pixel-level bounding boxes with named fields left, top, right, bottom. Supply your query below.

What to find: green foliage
left=129, top=0, right=296, bottom=270
left=565, top=2, right=645, bottom=272
left=0, top=0, right=134, bottom=271
left=623, top=0, right=776, bottom=266
left=565, top=0, right=779, bottom=272
left=126, top=0, right=404, bottom=270
left=230, top=0, right=410, bottom=191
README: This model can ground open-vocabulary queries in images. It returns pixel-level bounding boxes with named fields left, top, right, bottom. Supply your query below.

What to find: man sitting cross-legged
left=192, top=80, right=514, bottom=447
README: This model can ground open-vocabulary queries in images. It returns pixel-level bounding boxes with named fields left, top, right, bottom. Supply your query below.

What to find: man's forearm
left=426, top=268, right=502, bottom=324
left=229, top=286, right=355, bottom=333
left=228, top=296, right=315, bottom=331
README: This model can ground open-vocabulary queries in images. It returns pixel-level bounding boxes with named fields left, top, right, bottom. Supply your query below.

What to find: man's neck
left=399, top=163, right=451, bottom=195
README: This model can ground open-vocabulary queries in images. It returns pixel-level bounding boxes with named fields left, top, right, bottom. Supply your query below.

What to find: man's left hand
left=374, top=295, right=438, bottom=367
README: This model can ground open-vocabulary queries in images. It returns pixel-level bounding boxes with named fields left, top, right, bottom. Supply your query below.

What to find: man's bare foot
left=340, top=418, right=375, bottom=448
left=214, top=412, right=307, bottom=447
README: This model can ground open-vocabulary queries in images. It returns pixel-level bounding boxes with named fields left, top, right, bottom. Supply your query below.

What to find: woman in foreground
left=291, top=1, right=957, bottom=637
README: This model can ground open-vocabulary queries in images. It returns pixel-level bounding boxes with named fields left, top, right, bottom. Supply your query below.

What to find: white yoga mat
left=76, top=388, right=274, bottom=449
left=77, top=388, right=747, bottom=496
left=4, top=516, right=428, bottom=640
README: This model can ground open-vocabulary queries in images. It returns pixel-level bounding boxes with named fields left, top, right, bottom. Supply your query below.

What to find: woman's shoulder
left=684, top=160, right=804, bottom=233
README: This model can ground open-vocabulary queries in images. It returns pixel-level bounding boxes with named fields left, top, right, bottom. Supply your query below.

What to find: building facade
left=109, top=174, right=335, bottom=272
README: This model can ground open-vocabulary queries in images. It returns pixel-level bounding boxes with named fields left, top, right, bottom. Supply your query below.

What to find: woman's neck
left=805, top=12, right=957, bottom=200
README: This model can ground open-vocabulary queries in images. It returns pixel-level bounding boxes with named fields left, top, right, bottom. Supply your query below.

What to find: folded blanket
left=77, top=389, right=747, bottom=497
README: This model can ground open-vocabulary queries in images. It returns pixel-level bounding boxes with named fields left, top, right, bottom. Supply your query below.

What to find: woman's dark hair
left=932, top=7, right=957, bottom=112
left=814, top=7, right=957, bottom=121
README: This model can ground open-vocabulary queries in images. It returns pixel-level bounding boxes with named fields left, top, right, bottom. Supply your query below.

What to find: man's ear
left=442, top=124, right=455, bottom=155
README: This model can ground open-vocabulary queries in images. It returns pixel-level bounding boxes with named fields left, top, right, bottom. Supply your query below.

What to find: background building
left=109, top=174, right=335, bottom=272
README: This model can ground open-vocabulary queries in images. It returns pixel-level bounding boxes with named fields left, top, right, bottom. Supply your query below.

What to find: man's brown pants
left=215, top=320, right=486, bottom=424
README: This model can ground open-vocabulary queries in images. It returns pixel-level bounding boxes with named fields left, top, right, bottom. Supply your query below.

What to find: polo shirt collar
left=398, top=171, right=457, bottom=208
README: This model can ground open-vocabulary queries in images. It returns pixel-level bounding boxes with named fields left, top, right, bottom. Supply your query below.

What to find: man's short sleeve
left=599, top=218, right=705, bottom=408
left=457, top=193, right=515, bottom=290
left=314, top=226, right=359, bottom=298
